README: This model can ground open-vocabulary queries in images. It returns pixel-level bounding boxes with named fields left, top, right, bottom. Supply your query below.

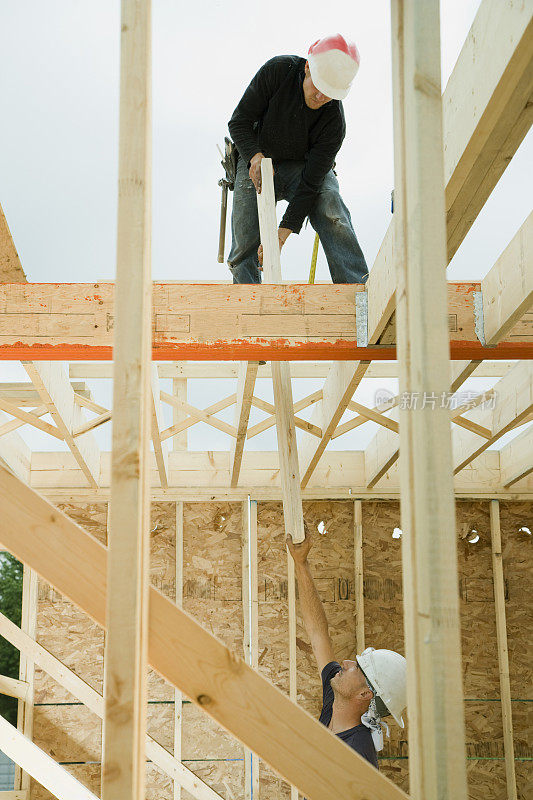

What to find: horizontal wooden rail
left=1, top=283, right=531, bottom=360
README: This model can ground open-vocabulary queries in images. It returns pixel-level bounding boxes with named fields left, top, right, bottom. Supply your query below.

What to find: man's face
left=330, top=659, right=370, bottom=700
left=303, top=62, right=332, bottom=109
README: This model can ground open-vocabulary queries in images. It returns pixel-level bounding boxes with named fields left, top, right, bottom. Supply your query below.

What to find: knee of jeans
left=316, top=191, right=346, bottom=226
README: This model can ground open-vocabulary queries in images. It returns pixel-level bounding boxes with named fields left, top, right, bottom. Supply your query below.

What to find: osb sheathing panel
left=29, top=499, right=532, bottom=800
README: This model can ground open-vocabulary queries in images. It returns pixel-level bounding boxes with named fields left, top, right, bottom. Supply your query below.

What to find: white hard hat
left=356, top=647, right=407, bottom=727
left=307, top=34, right=360, bottom=101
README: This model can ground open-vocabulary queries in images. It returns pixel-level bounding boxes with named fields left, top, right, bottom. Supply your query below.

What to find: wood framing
left=0, top=468, right=407, bottom=800
left=230, top=361, right=259, bottom=486
left=1, top=282, right=532, bottom=361
left=391, top=3, right=467, bottom=799
left=102, top=1, right=152, bottom=797
left=489, top=500, right=518, bottom=800
left=0, top=202, right=25, bottom=282
left=367, top=0, right=533, bottom=345
left=353, top=500, right=365, bottom=652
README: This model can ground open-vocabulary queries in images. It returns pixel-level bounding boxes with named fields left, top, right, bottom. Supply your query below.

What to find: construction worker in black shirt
left=227, top=34, right=369, bottom=284
left=287, top=526, right=407, bottom=767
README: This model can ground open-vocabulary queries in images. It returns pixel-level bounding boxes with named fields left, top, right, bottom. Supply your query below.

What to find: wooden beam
left=0, top=675, right=29, bottom=703
left=258, top=158, right=305, bottom=544
left=73, top=410, right=112, bottom=437
left=242, top=500, right=260, bottom=800
left=0, top=202, right=26, bottom=282
left=151, top=364, right=169, bottom=488
left=103, top=0, right=152, bottom=797
left=0, top=406, right=48, bottom=437
left=0, top=714, right=98, bottom=800
left=391, top=3, right=467, bottom=799
left=22, top=362, right=100, bottom=487
left=367, top=0, right=533, bottom=344
left=0, top=610, right=223, bottom=800
left=0, top=464, right=407, bottom=800
left=69, top=361, right=518, bottom=380
left=299, top=362, right=370, bottom=488
left=14, top=567, right=37, bottom=794
left=353, top=500, right=365, bottom=652
left=230, top=362, right=259, bottom=487
left=482, top=212, right=533, bottom=345
left=1, top=283, right=531, bottom=361
left=500, top=425, right=533, bottom=487
left=489, top=500, right=518, bottom=800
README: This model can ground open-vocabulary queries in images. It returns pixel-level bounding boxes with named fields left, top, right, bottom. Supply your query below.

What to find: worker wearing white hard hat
left=227, top=35, right=368, bottom=284
left=287, top=525, right=407, bottom=765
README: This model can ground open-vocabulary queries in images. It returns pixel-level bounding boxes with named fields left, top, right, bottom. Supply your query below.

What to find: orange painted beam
left=0, top=282, right=531, bottom=361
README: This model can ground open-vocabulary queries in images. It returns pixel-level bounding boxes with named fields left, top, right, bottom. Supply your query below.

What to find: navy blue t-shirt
left=319, top=661, right=379, bottom=769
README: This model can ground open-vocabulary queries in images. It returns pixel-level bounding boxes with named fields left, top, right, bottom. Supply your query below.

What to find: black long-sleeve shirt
left=228, top=55, right=346, bottom=233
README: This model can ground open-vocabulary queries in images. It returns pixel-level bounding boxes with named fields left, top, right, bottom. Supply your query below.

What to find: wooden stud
left=102, top=0, right=152, bottom=797
left=14, top=566, right=37, bottom=794
left=0, top=468, right=407, bottom=800
left=231, top=362, right=259, bottom=487
left=489, top=500, right=518, bottom=800
left=353, top=500, right=365, bottom=653
left=391, top=2, right=467, bottom=798
left=241, top=499, right=259, bottom=799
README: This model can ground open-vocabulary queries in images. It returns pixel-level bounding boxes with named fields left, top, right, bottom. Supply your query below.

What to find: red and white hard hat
left=307, top=34, right=360, bottom=101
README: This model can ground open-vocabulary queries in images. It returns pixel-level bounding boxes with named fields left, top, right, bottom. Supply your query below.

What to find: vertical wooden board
left=181, top=502, right=245, bottom=787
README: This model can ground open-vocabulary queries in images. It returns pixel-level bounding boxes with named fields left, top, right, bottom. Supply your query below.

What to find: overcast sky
left=1, top=0, right=531, bottom=455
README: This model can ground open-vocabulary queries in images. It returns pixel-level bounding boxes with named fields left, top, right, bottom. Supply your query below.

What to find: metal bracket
left=473, top=291, right=486, bottom=346
left=356, top=292, right=368, bottom=348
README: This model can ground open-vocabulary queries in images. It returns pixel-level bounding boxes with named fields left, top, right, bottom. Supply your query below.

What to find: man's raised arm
left=286, top=528, right=335, bottom=674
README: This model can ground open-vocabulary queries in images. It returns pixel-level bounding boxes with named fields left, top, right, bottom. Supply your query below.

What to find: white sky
left=1, top=0, right=531, bottom=455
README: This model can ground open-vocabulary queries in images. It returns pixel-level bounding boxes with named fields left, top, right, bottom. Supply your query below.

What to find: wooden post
left=257, top=158, right=305, bottom=544
left=174, top=502, right=184, bottom=800
left=288, top=549, right=298, bottom=800
left=391, top=2, right=467, bottom=799
left=353, top=501, right=365, bottom=653
left=242, top=499, right=260, bottom=799
left=489, top=500, right=518, bottom=800
left=102, top=1, right=152, bottom=798
left=14, top=567, right=37, bottom=793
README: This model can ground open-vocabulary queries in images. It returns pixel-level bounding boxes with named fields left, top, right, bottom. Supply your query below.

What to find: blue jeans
left=227, top=157, right=368, bottom=284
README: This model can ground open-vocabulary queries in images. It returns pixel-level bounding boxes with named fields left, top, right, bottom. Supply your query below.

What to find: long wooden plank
left=103, top=1, right=152, bottom=797
left=14, top=567, right=37, bottom=794
left=367, top=0, right=533, bottom=344
left=299, top=361, right=370, bottom=488
left=151, top=364, right=169, bottom=488
left=1, top=282, right=531, bottom=361
left=0, top=468, right=407, bottom=800
left=258, top=159, right=305, bottom=544
left=174, top=501, right=184, bottom=800
left=0, top=715, right=98, bottom=800
left=391, top=3, right=467, bottom=800
left=230, top=362, right=259, bottom=487
left=353, top=500, right=365, bottom=652
left=489, top=500, right=518, bottom=800
left=482, top=211, right=533, bottom=345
